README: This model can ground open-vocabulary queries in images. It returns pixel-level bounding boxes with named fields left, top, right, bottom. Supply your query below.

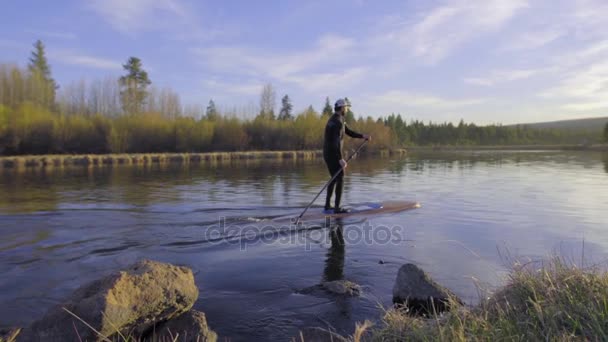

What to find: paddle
left=294, top=139, right=369, bottom=224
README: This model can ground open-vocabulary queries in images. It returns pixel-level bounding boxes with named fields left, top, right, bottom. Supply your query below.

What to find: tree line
left=0, top=40, right=603, bottom=156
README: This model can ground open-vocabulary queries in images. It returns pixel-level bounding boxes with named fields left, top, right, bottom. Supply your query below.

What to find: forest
left=0, top=40, right=603, bottom=156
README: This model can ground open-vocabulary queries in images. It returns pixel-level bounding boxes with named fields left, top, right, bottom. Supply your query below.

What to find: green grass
left=367, top=258, right=608, bottom=341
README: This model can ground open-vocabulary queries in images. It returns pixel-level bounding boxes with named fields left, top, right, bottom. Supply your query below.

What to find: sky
left=1, top=0, right=607, bottom=125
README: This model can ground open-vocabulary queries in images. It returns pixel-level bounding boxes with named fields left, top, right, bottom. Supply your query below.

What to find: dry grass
left=369, top=257, right=608, bottom=341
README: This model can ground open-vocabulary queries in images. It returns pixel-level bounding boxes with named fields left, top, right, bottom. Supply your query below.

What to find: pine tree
left=27, top=40, right=57, bottom=108
left=119, top=57, right=151, bottom=115
left=322, top=97, right=333, bottom=116
left=344, top=97, right=355, bottom=124
left=278, top=94, right=293, bottom=120
left=206, top=99, right=219, bottom=120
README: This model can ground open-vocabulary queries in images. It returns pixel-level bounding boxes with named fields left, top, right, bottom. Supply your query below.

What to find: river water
left=1, top=151, right=607, bottom=340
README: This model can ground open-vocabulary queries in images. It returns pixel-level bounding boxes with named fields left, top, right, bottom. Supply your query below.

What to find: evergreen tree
left=322, top=97, right=333, bottom=116
left=119, top=57, right=151, bottom=115
left=27, top=40, right=57, bottom=108
left=278, top=94, right=293, bottom=120
left=206, top=99, right=219, bottom=120
left=344, top=97, right=355, bottom=124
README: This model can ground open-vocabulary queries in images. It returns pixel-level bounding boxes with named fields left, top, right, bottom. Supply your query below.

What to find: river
left=1, top=151, right=607, bottom=340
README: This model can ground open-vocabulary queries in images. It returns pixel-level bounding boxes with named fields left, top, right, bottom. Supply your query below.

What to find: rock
left=379, top=260, right=386, bottom=264
left=20, top=259, right=198, bottom=342
left=321, top=280, right=361, bottom=297
left=392, top=263, right=462, bottom=315
left=152, top=310, right=217, bottom=342
left=295, top=327, right=349, bottom=342
left=0, top=327, right=21, bottom=342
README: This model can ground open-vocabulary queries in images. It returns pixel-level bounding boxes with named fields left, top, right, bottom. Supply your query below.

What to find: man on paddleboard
left=323, top=98, right=371, bottom=214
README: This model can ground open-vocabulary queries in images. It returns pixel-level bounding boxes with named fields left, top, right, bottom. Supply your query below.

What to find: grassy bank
left=0, top=149, right=407, bottom=170
left=408, top=144, right=608, bottom=152
left=367, top=258, right=608, bottom=341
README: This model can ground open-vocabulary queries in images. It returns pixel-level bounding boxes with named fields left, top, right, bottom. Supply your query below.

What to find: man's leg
left=325, top=160, right=339, bottom=210
left=325, top=178, right=336, bottom=210
left=334, top=173, right=344, bottom=209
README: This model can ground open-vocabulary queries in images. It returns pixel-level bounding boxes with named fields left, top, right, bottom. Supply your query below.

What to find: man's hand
left=363, top=134, right=372, bottom=141
left=339, top=159, right=348, bottom=169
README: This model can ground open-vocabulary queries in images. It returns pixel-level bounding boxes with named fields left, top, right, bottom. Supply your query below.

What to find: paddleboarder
left=323, top=98, right=371, bottom=213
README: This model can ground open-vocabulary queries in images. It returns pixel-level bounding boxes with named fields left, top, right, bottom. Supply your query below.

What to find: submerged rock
left=392, top=263, right=462, bottom=315
left=20, top=259, right=198, bottom=342
left=321, top=280, right=361, bottom=297
left=299, top=280, right=362, bottom=297
left=151, top=310, right=217, bottom=342
left=295, top=327, right=349, bottom=342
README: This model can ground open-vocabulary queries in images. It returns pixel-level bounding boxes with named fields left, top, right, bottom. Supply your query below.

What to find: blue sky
left=1, top=0, right=607, bottom=124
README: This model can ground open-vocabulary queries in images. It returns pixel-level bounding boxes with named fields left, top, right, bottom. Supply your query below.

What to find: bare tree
left=259, top=83, right=276, bottom=120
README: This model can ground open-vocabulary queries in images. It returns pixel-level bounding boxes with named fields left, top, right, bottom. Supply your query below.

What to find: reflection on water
left=324, top=224, right=345, bottom=282
left=1, top=151, right=608, bottom=341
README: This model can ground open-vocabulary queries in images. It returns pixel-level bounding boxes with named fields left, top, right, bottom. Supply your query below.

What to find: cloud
left=373, top=0, right=529, bottom=64
left=87, top=0, right=207, bottom=39
left=367, top=90, right=487, bottom=110
left=541, top=60, right=608, bottom=101
left=193, top=33, right=363, bottom=92
left=500, top=29, right=563, bottom=52
left=464, top=68, right=548, bottom=86
left=49, top=49, right=121, bottom=70
left=24, top=29, right=77, bottom=40
left=202, top=79, right=262, bottom=97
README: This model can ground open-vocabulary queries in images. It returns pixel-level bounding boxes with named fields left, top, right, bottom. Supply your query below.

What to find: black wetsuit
left=323, top=113, right=363, bottom=210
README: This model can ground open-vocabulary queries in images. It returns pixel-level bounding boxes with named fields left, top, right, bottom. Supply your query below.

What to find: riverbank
left=0, top=149, right=408, bottom=171
left=408, top=144, right=608, bottom=152
left=366, top=258, right=608, bottom=341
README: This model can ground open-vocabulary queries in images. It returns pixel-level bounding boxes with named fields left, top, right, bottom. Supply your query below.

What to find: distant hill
left=514, top=116, right=608, bottom=130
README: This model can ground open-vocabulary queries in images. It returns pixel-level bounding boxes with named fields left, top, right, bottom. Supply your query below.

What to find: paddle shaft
left=295, top=139, right=368, bottom=224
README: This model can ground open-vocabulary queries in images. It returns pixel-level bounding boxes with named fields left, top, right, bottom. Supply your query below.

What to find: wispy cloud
left=24, top=29, right=77, bottom=40
left=373, top=0, right=529, bottom=64
left=193, top=33, right=364, bottom=93
left=464, top=68, right=548, bottom=86
left=202, top=79, right=262, bottom=97
left=87, top=0, right=204, bottom=38
left=499, top=29, right=563, bottom=52
left=367, top=90, right=487, bottom=109
left=49, top=49, right=121, bottom=70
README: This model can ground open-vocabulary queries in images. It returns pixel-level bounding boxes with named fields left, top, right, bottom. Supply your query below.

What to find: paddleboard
left=272, top=200, right=420, bottom=223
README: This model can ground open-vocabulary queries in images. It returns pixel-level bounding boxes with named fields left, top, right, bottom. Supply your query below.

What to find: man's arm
left=345, top=124, right=363, bottom=139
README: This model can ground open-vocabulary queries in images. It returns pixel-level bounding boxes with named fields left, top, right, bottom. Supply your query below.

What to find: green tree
left=604, top=122, right=608, bottom=143
left=27, top=40, right=57, bottom=108
left=322, top=97, right=333, bottom=116
left=344, top=97, right=355, bottom=124
left=119, top=57, right=151, bottom=115
left=278, top=94, right=293, bottom=120
left=205, top=99, right=219, bottom=120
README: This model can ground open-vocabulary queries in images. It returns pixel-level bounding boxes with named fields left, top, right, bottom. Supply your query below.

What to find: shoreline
left=407, top=144, right=608, bottom=152
left=0, top=149, right=408, bottom=170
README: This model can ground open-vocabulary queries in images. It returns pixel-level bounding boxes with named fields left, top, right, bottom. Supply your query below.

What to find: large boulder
left=19, top=260, right=198, bottom=341
left=295, top=327, right=349, bottom=342
left=151, top=310, right=217, bottom=342
left=392, top=263, right=462, bottom=315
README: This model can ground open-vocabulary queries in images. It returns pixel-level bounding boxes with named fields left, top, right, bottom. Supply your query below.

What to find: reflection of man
left=323, top=99, right=370, bottom=213
left=323, top=225, right=345, bottom=282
